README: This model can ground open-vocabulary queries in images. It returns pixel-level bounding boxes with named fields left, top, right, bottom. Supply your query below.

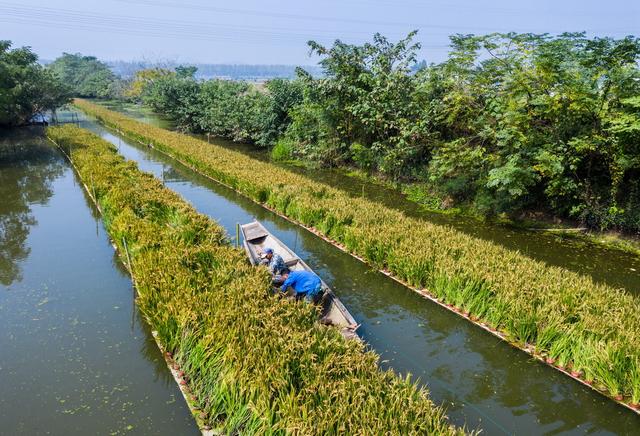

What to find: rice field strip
left=49, top=136, right=214, bottom=434
left=72, top=99, right=640, bottom=414
left=47, top=124, right=465, bottom=435
left=281, top=209, right=640, bottom=416
left=152, top=331, right=219, bottom=436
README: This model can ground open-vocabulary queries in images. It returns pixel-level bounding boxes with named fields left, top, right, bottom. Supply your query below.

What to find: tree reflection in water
left=0, top=127, right=64, bottom=285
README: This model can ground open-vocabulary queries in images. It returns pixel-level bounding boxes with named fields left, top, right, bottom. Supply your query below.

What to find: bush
left=270, top=138, right=294, bottom=161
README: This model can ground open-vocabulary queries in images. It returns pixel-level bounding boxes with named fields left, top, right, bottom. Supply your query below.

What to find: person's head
left=263, top=247, right=274, bottom=260
left=281, top=271, right=289, bottom=279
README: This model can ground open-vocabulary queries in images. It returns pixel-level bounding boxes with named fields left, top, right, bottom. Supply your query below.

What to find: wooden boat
left=240, top=221, right=359, bottom=340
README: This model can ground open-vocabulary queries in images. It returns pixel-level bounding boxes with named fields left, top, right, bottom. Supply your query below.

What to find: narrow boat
left=240, top=221, right=359, bottom=340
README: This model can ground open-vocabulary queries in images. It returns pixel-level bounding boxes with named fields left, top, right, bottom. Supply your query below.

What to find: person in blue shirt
left=280, top=270, right=323, bottom=303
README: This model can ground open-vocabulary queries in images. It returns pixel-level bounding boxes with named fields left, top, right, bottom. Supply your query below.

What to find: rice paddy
left=73, top=98, right=640, bottom=411
left=47, top=124, right=464, bottom=434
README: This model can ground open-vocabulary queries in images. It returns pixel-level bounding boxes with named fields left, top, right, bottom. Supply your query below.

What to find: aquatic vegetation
left=47, top=124, right=463, bottom=434
left=73, top=99, right=640, bottom=409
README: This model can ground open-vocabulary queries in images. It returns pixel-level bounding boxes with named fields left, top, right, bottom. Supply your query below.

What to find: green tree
left=48, top=53, right=118, bottom=98
left=289, top=32, right=430, bottom=176
left=143, top=71, right=201, bottom=131
left=124, top=67, right=174, bottom=101
left=131, top=32, right=640, bottom=233
left=0, top=41, right=71, bottom=126
left=426, top=33, right=640, bottom=221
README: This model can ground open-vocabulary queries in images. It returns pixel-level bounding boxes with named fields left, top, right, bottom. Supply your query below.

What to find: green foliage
left=124, top=67, right=173, bottom=100
left=424, top=32, right=640, bottom=229
left=47, top=123, right=463, bottom=435
left=0, top=41, right=71, bottom=126
left=138, top=66, right=303, bottom=146
left=74, top=100, right=640, bottom=408
left=289, top=32, right=431, bottom=177
left=270, top=138, right=294, bottom=161
left=260, top=78, right=304, bottom=145
left=197, top=79, right=268, bottom=142
left=143, top=71, right=201, bottom=132
left=295, top=32, right=640, bottom=231
left=117, top=31, right=640, bottom=232
left=48, top=53, right=119, bottom=98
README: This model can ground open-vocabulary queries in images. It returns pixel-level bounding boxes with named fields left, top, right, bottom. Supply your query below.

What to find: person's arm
left=280, top=275, right=294, bottom=293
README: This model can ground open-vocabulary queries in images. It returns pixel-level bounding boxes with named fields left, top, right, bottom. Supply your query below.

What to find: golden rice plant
left=72, top=98, right=640, bottom=409
left=47, top=124, right=465, bottom=435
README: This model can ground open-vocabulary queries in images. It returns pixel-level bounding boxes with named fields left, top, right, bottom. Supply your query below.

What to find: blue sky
left=1, top=0, right=638, bottom=65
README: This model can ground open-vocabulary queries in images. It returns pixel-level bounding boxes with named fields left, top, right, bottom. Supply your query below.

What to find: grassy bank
left=74, top=98, right=640, bottom=410
left=47, top=124, right=463, bottom=434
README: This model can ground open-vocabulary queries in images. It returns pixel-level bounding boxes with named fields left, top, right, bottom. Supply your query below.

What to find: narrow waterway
left=93, top=101, right=640, bottom=294
left=76, top=112, right=640, bottom=434
left=0, top=128, right=199, bottom=435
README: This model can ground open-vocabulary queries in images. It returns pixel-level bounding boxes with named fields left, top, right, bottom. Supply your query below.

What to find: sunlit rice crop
left=73, top=98, right=640, bottom=409
left=47, top=124, right=464, bottom=435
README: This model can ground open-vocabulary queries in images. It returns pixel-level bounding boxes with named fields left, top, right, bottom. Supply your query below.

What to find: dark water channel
left=75, top=111, right=640, bottom=434
left=95, top=101, right=640, bottom=295
left=0, top=128, right=198, bottom=435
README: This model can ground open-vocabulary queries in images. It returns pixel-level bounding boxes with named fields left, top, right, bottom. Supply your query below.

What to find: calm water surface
left=75, top=112, right=640, bottom=435
left=0, top=128, right=198, bottom=435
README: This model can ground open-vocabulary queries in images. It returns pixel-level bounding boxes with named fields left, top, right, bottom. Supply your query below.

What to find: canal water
left=0, top=128, right=199, bottom=435
left=75, top=111, right=640, bottom=434
left=95, top=101, right=640, bottom=294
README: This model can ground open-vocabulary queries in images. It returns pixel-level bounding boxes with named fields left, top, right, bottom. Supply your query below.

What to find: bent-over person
left=279, top=270, right=323, bottom=304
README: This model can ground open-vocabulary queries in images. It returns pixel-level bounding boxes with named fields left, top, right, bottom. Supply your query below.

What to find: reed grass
left=47, top=124, right=463, bottom=435
left=73, top=98, right=640, bottom=409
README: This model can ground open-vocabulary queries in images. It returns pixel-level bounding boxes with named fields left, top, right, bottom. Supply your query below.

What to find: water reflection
left=0, top=127, right=198, bottom=434
left=0, top=128, right=64, bottom=285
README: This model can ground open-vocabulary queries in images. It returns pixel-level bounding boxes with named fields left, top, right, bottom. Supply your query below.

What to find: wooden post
left=236, top=223, right=240, bottom=248
left=122, top=236, right=134, bottom=278
left=90, top=173, right=97, bottom=202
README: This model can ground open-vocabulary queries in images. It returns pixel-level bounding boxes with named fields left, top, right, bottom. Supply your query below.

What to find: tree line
left=1, top=44, right=122, bottom=126
left=130, top=32, right=640, bottom=234
left=7, top=32, right=637, bottom=234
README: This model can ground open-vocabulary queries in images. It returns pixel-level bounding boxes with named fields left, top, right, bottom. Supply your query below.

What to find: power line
left=0, top=2, right=455, bottom=49
left=0, top=3, right=391, bottom=41
left=114, top=0, right=639, bottom=35
left=0, top=5, right=452, bottom=50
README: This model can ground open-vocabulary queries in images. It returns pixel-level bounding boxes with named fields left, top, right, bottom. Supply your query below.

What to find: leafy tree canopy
left=0, top=41, right=71, bottom=127
left=48, top=53, right=118, bottom=98
left=134, top=32, right=640, bottom=232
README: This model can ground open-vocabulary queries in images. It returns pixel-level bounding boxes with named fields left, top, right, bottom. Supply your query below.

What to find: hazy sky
left=1, top=0, right=638, bottom=65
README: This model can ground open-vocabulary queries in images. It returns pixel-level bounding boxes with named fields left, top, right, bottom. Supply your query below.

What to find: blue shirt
left=280, top=270, right=322, bottom=296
